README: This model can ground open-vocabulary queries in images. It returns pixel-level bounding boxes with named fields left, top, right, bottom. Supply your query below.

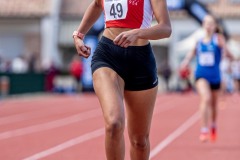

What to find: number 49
left=110, top=3, right=123, bottom=19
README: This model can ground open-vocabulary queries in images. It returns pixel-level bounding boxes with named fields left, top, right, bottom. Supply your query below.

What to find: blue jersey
left=195, top=34, right=222, bottom=84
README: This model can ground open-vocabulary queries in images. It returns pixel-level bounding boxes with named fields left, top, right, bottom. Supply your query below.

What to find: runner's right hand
left=74, top=37, right=91, bottom=58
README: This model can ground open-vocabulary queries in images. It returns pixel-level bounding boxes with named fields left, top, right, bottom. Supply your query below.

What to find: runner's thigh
left=93, top=67, right=125, bottom=124
left=124, top=86, right=158, bottom=136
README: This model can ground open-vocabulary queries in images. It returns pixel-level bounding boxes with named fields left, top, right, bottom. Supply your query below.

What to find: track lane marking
left=150, top=111, right=200, bottom=159
left=0, top=96, right=179, bottom=140
left=21, top=101, right=181, bottom=159
left=0, top=95, right=165, bottom=126
left=0, top=107, right=94, bottom=126
left=23, top=128, right=105, bottom=160
left=1, top=94, right=190, bottom=160
left=0, top=109, right=102, bottom=140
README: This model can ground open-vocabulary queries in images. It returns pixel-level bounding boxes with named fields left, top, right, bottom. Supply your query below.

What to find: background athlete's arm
left=180, top=44, right=196, bottom=69
left=74, top=0, right=102, bottom=58
left=218, top=34, right=234, bottom=60
left=114, top=0, right=172, bottom=47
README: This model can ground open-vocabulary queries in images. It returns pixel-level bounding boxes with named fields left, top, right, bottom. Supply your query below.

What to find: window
left=167, top=0, right=185, bottom=10
left=0, top=35, right=24, bottom=60
left=229, top=0, right=240, bottom=3
left=198, top=0, right=217, bottom=4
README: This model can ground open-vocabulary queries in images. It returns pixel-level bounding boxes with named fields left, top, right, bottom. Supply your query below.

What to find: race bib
left=199, top=52, right=215, bottom=66
left=104, top=0, right=128, bottom=21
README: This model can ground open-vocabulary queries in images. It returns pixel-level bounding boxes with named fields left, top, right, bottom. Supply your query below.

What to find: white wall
left=0, top=19, right=40, bottom=60
left=169, top=18, right=200, bottom=69
left=40, top=0, right=62, bottom=70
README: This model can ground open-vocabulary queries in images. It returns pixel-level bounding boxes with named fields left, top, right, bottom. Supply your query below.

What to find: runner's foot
left=210, top=127, right=217, bottom=142
left=199, top=132, right=209, bottom=142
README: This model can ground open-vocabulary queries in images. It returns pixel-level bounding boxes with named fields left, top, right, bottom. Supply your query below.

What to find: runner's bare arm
left=73, top=0, right=102, bottom=58
left=138, top=0, right=172, bottom=39
left=113, top=0, right=171, bottom=47
left=76, top=0, right=102, bottom=34
left=181, top=44, right=196, bottom=69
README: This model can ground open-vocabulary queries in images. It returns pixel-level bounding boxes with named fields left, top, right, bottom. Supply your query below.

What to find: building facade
left=0, top=0, right=240, bottom=80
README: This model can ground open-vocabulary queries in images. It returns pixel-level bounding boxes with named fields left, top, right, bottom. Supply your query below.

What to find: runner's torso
left=195, top=34, right=222, bottom=83
left=101, top=0, right=153, bottom=46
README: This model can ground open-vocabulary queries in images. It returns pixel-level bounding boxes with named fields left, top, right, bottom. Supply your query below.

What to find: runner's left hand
left=113, top=29, right=138, bottom=48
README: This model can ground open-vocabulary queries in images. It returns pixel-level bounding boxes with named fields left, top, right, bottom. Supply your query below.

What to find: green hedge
left=0, top=73, right=45, bottom=95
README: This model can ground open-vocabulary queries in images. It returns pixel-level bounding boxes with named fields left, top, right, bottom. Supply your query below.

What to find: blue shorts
left=91, top=36, right=158, bottom=91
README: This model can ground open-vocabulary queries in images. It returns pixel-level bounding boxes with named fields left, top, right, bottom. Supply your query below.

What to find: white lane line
left=21, top=97, right=186, bottom=159
left=20, top=101, right=178, bottom=159
left=0, top=94, right=177, bottom=125
left=0, top=107, right=83, bottom=126
left=23, top=128, right=105, bottom=160
left=150, top=111, right=200, bottom=159
left=0, top=97, right=175, bottom=140
left=0, top=108, right=101, bottom=140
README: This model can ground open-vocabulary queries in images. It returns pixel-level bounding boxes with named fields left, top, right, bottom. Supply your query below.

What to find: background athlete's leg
left=93, top=67, right=125, bottom=160
left=210, top=90, right=219, bottom=125
left=196, top=79, right=212, bottom=141
left=124, top=86, right=158, bottom=160
left=210, top=90, right=219, bottom=141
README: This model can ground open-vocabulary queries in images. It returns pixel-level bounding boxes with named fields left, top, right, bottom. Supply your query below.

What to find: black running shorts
left=91, top=36, right=158, bottom=91
left=195, top=77, right=221, bottom=90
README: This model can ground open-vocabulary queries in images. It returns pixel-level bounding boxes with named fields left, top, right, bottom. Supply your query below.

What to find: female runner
left=73, top=0, right=171, bottom=159
left=181, top=15, right=233, bottom=142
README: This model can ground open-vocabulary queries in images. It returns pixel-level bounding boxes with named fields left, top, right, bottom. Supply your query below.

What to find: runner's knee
left=201, top=94, right=211, bottom=105
left=105, top=119, right=125, bottom=138
left=130, top=135, right=149, bottom=150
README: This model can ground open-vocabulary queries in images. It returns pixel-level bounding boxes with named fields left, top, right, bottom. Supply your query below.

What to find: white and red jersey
left=102, top=0, right=153, bottom=29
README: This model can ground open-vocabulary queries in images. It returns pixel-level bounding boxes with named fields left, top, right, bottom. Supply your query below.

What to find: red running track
left=0, top=92, right=239, bottom=160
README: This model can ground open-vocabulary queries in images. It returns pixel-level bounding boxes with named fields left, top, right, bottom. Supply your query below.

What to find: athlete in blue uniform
left=195, top=33, right=222, bottom=87
left=181, top=15, right=233, bottom=142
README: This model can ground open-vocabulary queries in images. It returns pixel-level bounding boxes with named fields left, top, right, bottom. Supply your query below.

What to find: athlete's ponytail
left=215, top=24, right=223, bottom=34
